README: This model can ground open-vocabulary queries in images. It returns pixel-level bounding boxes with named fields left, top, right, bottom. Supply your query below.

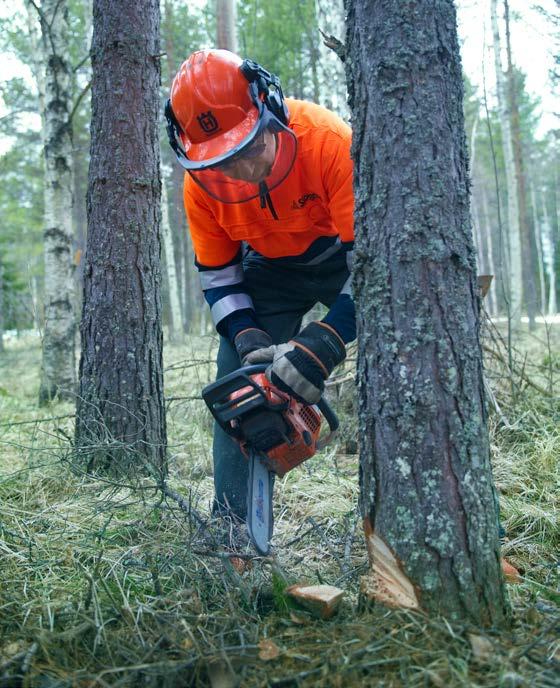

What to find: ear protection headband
left=164, top=58, right=289, bottom=164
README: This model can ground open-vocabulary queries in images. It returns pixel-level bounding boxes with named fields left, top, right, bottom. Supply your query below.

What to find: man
left=166, top=49, right=355, bottom=522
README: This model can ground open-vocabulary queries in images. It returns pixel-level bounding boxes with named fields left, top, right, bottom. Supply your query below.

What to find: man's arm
left=184, top=179, right=261, bottom=341
left=319, top=126, right=356, bottom=344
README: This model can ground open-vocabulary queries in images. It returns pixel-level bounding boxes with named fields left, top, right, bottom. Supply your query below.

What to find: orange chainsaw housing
left=229, top=373, right=322, bottom=477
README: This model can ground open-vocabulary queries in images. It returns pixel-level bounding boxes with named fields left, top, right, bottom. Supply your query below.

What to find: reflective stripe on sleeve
left=302, top=237, right=342, bottom=265
left=199, top=263, right=244, bottom=290
left=340, top=275, right=352, bottom=296
left=210, top=293, right=255, bottom=325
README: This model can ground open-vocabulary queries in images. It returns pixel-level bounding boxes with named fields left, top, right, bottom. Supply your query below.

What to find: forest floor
left=0, top=319, right=558, bottom=687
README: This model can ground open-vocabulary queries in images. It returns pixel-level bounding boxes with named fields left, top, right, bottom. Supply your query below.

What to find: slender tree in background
left=34, top=0, right=76, bottom=404
left=504, top=0, right=538, bottom=328
left=0, top=260, right=4, bottom=354
left=161, top=176, right=183, bottom=343
left=315, top=0, right=348, bottom=117
left=540, top=190, right=558, bottom=314
left=216, top=0, right=237, bottom=52
left=346, top=0, right=508, bottom=624
left=491, top=0, right=522, bottom=322
left=75, top=0, right=166, bottom=476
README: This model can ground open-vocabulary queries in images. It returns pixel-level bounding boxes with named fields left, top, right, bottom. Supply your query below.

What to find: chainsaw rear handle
left=202, top=364, right=339, bottom=438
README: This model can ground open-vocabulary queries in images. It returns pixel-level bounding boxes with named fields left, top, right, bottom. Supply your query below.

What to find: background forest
left=0, top=0, right=557, bottom=339
left=0, top=1, right=559, bottom=687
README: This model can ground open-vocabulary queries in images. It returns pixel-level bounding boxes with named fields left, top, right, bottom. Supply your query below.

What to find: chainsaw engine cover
left=231, top=375, right=322, bottom=477
left=239, top=408, right=290, bottom=453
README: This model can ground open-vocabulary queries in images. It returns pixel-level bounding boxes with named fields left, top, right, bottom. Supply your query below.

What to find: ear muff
left=165, top=98, right=186, bottom=161
left=240, top=59, right=289, bottom=125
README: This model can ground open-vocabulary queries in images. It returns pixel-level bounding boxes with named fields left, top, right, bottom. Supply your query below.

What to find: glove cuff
left=234, top=328, right=273, bottom=365
left=292, top=321, right=346, bottom=377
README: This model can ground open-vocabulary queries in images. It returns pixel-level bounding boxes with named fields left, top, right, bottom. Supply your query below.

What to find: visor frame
left=172, top=83, right=274, bottom=172
left=187, top=114, right=298, bottom=205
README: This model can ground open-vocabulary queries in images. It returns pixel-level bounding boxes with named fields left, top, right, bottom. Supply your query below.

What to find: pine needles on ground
left=0, top=328, right=558, bottom=687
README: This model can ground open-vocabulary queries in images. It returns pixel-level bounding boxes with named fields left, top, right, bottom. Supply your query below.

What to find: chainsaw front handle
left=202, top=364, right=339, bottom=443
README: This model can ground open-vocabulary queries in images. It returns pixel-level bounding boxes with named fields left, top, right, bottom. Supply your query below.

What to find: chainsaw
left=202, top=364, right=339, bottom=555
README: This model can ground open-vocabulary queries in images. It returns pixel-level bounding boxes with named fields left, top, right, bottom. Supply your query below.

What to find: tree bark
left=491, top=0, right=522, bottom=323
left=216, top=0, right=238, bottom=52
left=75, top=0, right=166, bottom=476
left=315, top=0, right=349, bottom=117
left=530, top=181, right=546, bottom=313
left=36, top=0, right=77, bottom=404
left=504, top=0, right=538, bottom=329
left=541, top=193, right=558, bottom=315
left=161, top=178, right=184, bottom=343
left=480, top=186, right=498, bottom=317
left=0, top=259, right=4, bottom=354
left=346, top=0, right=508, bottom=625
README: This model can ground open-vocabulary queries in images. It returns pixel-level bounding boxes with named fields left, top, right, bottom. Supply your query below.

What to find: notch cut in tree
left=75, top=0, right=166, bottom=477
left=345, top=0, right=509, bottom=626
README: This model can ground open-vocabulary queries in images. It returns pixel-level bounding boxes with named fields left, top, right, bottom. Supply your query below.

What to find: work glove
left=234, top=328, right=273, bottom=366
left=244, top=321, right=346, bottom=404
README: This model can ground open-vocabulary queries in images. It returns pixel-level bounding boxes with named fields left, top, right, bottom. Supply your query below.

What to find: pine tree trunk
left=216, top=0, right=238, bottom=52
left=36, top=0, right=77, bottom=404
left=530, top=181, right=546, bottom=313
left=491, top=0, right=522, bottom=323
left=504, top=0, right=538, bottom=330
left=75, top=0, right=166, bottom=476
left=346, top=0, right=508, bottom=625
left=163, top=1, right=188, bottom=331
left=162, top=179, right=183, bottom=343
left=0, top=260, right=4, bottom=354
left=315, top=0, right=348, bottom=117
left=480, top=186, right=498, bottom=317
left=541, top=195, right=558, bottom=315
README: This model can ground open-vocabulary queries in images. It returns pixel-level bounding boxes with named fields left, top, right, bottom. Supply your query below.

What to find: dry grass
left=0, top=324, right=558, bottom=687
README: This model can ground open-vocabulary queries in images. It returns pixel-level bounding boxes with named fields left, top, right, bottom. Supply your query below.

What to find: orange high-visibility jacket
left=182, top=98, right=354, bottom=340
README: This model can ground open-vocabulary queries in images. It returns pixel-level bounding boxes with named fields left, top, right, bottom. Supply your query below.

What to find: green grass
left=0, top=325, right=558, bottom=687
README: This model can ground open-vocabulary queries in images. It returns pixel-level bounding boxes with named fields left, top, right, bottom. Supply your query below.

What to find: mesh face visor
left=174, top=107, right=297, bottom=204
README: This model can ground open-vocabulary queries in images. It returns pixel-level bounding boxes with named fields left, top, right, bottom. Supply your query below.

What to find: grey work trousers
left=213, top=250, right=350, bottom=519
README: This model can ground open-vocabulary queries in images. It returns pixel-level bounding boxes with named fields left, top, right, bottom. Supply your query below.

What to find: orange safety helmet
left=165, top=49, right=297, bottom=205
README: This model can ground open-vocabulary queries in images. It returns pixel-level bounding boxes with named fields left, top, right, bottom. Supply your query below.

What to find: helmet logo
left=197, top=111, right=220, bottom=135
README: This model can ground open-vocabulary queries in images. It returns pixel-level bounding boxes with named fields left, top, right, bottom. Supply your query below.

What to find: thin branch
left=319, top=28, right=346, bottom=62
left=69, top=80, right=91, bottom=123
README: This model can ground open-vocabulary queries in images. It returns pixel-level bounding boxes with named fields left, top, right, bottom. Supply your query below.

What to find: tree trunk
left=315, top=0, right=348, bottom=117
left=36, top=0, right=77, bottom=404
left=541, top=194, right=558, bottom=315
left=491, top=0, right=522, bottom=323
left=161, top=178, right=184, bottom=343
left=346, top=0, right=508, bottom=625
left=0, top=259, right=4, bottom=354
left=530, top=181, right=546, bottom=313
left=216, top=0, right=238, bottom=52
left=75, top=0, right=166, bottom=477
left=480, top=186, right=498, bottom=317
left=504, top=0, right=538, bottom=329
left=163, top=0, right=188, bottom=331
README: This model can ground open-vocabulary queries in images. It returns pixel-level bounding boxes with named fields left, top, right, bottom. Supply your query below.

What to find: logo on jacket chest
left=291, top=192, right=320, bottom=210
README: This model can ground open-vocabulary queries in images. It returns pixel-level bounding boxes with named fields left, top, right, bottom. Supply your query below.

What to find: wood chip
left=468, top=633, right=495, bottom=663
left=501, top=558, right=521, bottom=583
left=258, top=639, right=281, bottom=661
left=286, top=584, right=345, bottom=619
